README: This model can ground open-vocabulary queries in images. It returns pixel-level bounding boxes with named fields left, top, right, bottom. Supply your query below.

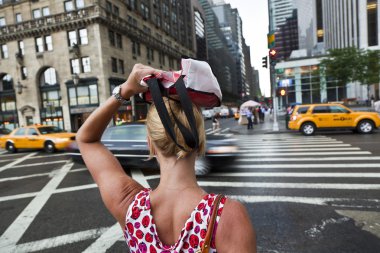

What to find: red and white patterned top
left=124, top=188, right=226, bottom=253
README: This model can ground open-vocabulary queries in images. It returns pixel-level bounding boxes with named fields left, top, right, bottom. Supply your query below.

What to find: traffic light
left=269, top=48, right=278, bottom=66
left=277, top=87, right=287, bottom=97
left=262, top=56, right=268, bottom=68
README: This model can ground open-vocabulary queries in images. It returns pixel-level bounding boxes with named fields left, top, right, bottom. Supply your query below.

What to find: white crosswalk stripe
left=197, top=134, right=380, bottom=207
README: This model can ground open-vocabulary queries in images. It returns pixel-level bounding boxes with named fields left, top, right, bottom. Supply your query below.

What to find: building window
left=109, top=30, right=122, bottom=48
left=106, top=1, right=112, bottom=12
left=71, top=57, right=90, bottom=74
left=0, top=17, right=5, bottom=27
left=111, top=57, right=117, bottom=73
left=21, top=67, right=27, bottom=80
left=109, top=30, right=115, bottom=46
left=64, top=1, right=74, bottom=12
left=169, top=58, right=174, bottom=69
left=141, top=3, right=149, bottom=19
left=367, top=0, right=378, bottom=46
left=126, top=0, right=136, bottom=10
left=159, top=52, right=165, bottom=66
left=68, top=84, right=98, bottom=106
left=68, top=28, right=88, bottom=46
left=1, top=44, right=8, bottom=59
left=118, top=59, right=124, bottom=74
left=81, top=57, right=91, bottom=73
left=114, top=5, right=119, bottom=16
left=18, top=41, right=24, bottom=55
left=32, top=9, right=41, bottom=19
left=35, top=35, right=53, bottom=52
left=15, top=13, right=22, bottom=23
left=146, top=47, right=154, bottom=61
left=116, top=33, right=122, bottom=48
left=70, top=58, right=80, bottom=74
left=40, top=67, right=57, bottom=86
left=76, top=0, right=84, bottom=9
left=132, top=40, right=141, bottom=56
left=42, top=7, right=50, bottom=16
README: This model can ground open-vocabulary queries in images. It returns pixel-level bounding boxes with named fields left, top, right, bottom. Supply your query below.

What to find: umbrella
left=374, top=100, right=380, bottom=113
left=240, top=100, right=260, bottom=108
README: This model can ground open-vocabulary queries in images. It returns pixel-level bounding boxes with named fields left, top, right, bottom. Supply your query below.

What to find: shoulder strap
left=146, top=77, right=199, bottom=151
left=201, top=194, right=224, bottom=253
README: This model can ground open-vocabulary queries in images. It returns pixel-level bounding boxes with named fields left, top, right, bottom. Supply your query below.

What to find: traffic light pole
left=270, top=64, right=279, bottom=131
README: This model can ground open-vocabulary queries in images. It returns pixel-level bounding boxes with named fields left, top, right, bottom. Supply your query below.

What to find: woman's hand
left=121, top=64, right=161, bottom=99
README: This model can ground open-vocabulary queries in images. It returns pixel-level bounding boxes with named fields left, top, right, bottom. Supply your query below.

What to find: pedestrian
left=246, top=108, right=254, bottom=130
left=260, top=106, right=266, bottom=123
left=76, top=64, right=256, bottom=253
left=212, top=112, right=220, bottom=131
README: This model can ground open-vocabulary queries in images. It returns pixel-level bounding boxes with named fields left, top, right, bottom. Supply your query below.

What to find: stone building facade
left=0, top=0, right=197, bottom=132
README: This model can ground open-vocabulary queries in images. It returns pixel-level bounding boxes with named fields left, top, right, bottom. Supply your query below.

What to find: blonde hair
left=146, top=98, right=206, bottom=159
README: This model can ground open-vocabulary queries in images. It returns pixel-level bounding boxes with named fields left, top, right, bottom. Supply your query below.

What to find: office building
left=0, top=0, right=196, bottom=131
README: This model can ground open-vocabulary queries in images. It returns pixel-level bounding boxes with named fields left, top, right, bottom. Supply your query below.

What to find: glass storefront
left=39, top=68, right=64, bottom=129
left=0, top=74, right=18, bottom=130
left=66, top=77, right=99, bottom=132
left=276, top=64, right=340, bottom=105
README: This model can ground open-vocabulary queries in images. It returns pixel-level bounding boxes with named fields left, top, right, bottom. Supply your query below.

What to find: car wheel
left=301, top=122, right=316, bottom=136
left=44, top=141, right=56, bottom=153
left=6, top=142, right=17, bottom=153
left=195, top=157, right=211, bottom=176
left=357, top=120, right=374, bottom=134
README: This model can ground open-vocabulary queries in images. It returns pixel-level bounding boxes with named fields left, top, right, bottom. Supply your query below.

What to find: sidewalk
left=229, top=112, right=290, bottom=135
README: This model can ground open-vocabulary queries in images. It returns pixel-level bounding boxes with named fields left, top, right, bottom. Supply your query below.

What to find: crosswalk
left=194, top=134, right=380, bottom=209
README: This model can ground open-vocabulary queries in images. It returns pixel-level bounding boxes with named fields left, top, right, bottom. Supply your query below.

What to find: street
left=1, top=118, right=380, bottom=252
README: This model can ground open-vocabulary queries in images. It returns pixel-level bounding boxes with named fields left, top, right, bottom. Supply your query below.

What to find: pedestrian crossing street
left=147, top=133, right=380, bottom=210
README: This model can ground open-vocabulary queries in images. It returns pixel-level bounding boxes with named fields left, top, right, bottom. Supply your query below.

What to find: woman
left=76, top=64, right=256, bottom=252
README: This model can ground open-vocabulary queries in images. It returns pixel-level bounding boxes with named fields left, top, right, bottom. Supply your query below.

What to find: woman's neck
left=155, top=153, right=200, bottom=192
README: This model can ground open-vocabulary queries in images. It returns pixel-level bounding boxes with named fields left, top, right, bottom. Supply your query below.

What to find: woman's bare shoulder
left=216, top=198, right=257, bottom=253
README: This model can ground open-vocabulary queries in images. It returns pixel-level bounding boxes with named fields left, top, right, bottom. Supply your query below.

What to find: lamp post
left=15, top=81, right=27, bottom=94
left=72, top=73, right=80, bottom=85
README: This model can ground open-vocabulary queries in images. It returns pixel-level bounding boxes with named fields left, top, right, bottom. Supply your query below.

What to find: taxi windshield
left=38, top=126, right=64, bottom=134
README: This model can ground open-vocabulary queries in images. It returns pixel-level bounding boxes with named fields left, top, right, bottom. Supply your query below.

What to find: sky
left=223, top=0, right=271, bottom=97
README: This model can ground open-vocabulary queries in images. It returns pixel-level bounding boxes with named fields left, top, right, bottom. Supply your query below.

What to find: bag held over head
left=142, top=58, right=222, bottom=151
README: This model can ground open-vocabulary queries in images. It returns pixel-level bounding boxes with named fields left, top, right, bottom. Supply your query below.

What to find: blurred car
left=202, top=109, right=214, bottom=120
left=0, top=125, right=76, bottom=153
left=0, top=128, right=11, bottom=136
left=234, top=111, right=240, bottom=120
left=220, top=107, right=230, bottom=118
left=288, top=103, right=380, bottom=135
left=67, top=123, right=238, bottom=175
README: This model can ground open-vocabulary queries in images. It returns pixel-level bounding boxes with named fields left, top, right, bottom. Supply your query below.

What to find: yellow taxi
left=288, top=103, right=380, bottom=135
left=0, top=125, right=76, bottom=153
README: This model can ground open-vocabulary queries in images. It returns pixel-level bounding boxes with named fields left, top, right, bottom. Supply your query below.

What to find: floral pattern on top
left=124, top=188, right=226, bottom=253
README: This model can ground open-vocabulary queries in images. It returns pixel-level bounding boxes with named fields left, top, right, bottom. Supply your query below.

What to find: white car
left=202, top=109, right=214, bottom=120
left=220, top=108, right=230, bottom=118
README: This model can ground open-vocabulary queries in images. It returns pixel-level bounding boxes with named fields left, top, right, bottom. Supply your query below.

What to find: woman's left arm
left=76, top=64, right=160, bottom=227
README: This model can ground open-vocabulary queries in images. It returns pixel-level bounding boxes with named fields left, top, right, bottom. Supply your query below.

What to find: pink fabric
left=124, top=189, right=226, bottom=253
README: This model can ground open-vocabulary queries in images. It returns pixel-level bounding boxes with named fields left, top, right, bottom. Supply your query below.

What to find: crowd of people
left=242, top=106, right=269, bottom=130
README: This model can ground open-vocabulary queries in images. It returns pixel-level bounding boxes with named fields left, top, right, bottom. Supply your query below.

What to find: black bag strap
left=174, top=76, right=199, bottom=149
left=146, top=77, right=199, bottom=151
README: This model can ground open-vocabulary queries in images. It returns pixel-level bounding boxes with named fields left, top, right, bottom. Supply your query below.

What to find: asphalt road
left=0, top=121, right=380, bottom=252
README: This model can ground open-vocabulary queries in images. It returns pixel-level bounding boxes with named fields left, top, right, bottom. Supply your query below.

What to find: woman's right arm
left=215, top=199, right=257, bottom=253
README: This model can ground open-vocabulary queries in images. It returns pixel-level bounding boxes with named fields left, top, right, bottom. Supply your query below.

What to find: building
left=268, top=0, right=294, bottom=30
left=273, top=0, right=380, bottom=105
left=0, top=0, right=196, bottom=131
left=211, top=2, right=248, bottom=99
left=197, top=0, right=238, bottom=101
left=275, top=9, right=299, bottom=61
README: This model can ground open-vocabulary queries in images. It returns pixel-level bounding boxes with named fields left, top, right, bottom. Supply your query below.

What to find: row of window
left=0, top=28, right=88, bottom=60
left=0, top=0, right=84, bottom=27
